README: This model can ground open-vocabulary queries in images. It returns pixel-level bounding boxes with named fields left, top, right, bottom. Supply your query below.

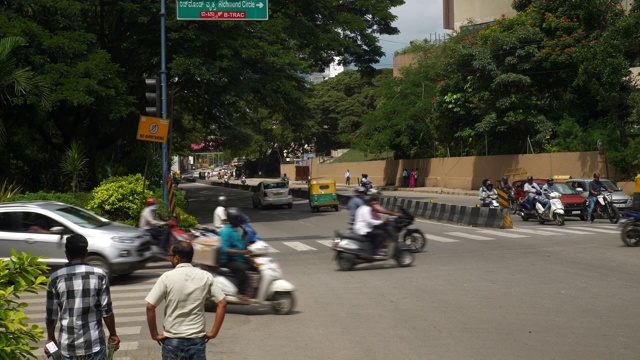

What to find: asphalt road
left=25, top=182, right=640, bottom=360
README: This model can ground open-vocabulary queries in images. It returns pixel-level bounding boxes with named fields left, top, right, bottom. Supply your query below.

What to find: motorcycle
left=534, top=191, right=565, bottom=226
left=332, top=210, right=415, bottom=270
left=480, top=194, right=500, bottom=209
left=619, top=210, right=640, bottom=247
left=391, top=208, right=427, bottom=253
left=589, top=192, right=620, bottom=224
left=517, top=192, right=542, bottom=221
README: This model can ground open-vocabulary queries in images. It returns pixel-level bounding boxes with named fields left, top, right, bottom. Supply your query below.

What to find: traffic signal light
left=145, top=78, right=160, bottom=117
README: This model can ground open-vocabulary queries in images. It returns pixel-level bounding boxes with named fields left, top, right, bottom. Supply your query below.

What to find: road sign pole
left=160, top=0, right=169, bottom=211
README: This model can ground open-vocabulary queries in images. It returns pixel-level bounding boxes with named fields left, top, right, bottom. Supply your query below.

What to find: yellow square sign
left=137, top=116, right=170, bottom=143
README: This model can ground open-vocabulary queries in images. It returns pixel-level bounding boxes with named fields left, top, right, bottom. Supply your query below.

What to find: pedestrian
left=345, top=169, right=351, bottom=186
left=414, top=168, right=419, bottom=187
left=146, top=241, right=227, bottom=360
left=45, top=234, right=120, bottom=360
left=409, top=169, right=416, bottom=188
left=213, top=195, right=227, bottom=231
left=402, top=168, right=409, bottom=187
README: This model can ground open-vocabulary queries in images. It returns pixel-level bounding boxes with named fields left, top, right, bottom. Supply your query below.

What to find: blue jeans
left=162, top=338, right=206, bottom=360
left=60, top=346, right=107, bottom=360
left=587, top=195, right=598, bottom=220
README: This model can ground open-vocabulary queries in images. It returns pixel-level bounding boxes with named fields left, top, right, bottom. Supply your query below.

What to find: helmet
left=501, top=176, right=508, bottom=182
left=547, top=178, right=554, bottom=183
left=145, top=198, right=156, bottom=206
left=167, top=219, right=178, bottom=228
left=485, top=181, right=493, bottom=187
left=482, top=178, right=489, bottom=186
left=363, top=196, right=374, bottom=204
left=354, top=186, right=367, bottom=194
left=527, top=176, right=533, bottom=181
left=593, top=172, right=600, bottom=178
left=226, top=207, right=243, bottom=227
left=218, top=196, right=227, bottom=204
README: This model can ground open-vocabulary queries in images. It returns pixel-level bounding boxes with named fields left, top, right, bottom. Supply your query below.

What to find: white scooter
left=209, top=240, right=296, bottom=315
left=535, top=191, right=565, bottom=226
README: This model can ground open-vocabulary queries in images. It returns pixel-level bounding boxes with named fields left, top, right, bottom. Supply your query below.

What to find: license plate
left=273, top=192, right=283, bottom=196
left=614, top=203, right=625, bottom=208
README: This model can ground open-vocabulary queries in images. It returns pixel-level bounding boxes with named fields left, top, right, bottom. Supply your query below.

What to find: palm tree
left=60, top=140, right=88, bottom=195
left=0, top=36, right=51, bottom=146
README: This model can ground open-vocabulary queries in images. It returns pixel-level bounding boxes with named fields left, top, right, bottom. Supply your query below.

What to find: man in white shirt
left=353, top=196, right=387, bottom=256
left=213, top=196, right=227, bottom=231
left=146, top=242, right=227, bottom=360
left=523, top=176, right=542, bottom=210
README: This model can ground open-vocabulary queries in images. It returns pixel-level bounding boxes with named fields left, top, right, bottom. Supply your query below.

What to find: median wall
left=281, top=151, right=619, bottom=191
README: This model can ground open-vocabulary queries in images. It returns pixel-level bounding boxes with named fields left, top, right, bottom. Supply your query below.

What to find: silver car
left=0, top=201, right=153, bottom=278
left=565, top=178, right=633, bottom=210
left=252, top=181, right=293, bottom=209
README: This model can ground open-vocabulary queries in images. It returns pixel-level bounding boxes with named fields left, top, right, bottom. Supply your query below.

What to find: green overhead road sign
left=177, top=0, right=268, bottom=20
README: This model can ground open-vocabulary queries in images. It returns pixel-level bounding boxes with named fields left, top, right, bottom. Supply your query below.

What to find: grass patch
left=330, top=149, right=394, bottom=163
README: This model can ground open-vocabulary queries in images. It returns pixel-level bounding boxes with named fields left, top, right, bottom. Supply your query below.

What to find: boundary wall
left=281, top=151, right=621, bottom=191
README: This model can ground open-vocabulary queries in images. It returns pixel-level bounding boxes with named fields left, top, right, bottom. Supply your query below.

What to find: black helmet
left=501, top=176, right=508, bottom=182
left=363, top=196, right=377, bottom=205
left=485, top=181, right=493, bottom=187
left=527, top=176, right=533, bottom=181
left=547, top=178, right=554, bottom=183
left=354, top=186, right=367, bottom=194
left=226, top=207, right=243, bottom=227
left=482, top=178, right=489, bottom=186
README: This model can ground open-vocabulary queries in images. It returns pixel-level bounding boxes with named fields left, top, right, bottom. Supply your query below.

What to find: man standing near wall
left=345, top=169, right=351, bottom=185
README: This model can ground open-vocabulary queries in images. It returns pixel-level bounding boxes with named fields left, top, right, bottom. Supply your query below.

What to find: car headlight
left=111, top=236, right=135, bottom=244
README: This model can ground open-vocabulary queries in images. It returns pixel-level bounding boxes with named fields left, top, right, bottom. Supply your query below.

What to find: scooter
left=332, top=212, right=415, bottom=271
left=480, top=194, right=500, bottom=209
left=534, top=191, right=565, bottom=226
left=619, top=210, right=640, bottom=247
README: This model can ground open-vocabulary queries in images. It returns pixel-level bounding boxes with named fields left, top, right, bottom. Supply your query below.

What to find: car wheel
left=86, top=255, right=112, bottom=281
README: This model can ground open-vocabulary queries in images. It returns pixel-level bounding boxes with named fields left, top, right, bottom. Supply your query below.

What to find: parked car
left=512, top=179, right=588, bottom=219
left=252, top=181, right=293, bottom=209
left=565, top=178, right=632, bottom=210
left=0, top=201, right=153, bottom=278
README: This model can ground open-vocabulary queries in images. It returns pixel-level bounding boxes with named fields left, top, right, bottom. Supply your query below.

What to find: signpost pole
left=161, top=0, right=169, bottom=211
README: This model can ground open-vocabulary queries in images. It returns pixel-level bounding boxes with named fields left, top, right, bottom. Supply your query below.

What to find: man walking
left=146, top=242, right=227, bottom=360
left=345, top=169, right=351, bottom=185
left=45, top=234, right=120, bottom=360
left=213, top=195, right=227, bottom=231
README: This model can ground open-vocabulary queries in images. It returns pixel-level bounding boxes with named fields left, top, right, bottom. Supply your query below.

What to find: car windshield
left=53, top=206, right=111, bottom=228
left=553, top=183, right=578, bottom=195
left=600, top=180, right=621, bottom=191
left=264, top=182, right=287, bottom=190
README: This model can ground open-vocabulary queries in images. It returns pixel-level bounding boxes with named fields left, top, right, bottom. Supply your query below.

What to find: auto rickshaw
left=308, top=178, right=339, bottom=212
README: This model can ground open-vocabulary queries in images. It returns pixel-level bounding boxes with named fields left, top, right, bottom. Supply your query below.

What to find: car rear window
left=264, top=182, right=287, bottom=190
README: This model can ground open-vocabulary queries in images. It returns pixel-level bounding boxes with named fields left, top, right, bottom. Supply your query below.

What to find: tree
left=60, top=140, right=88, bottom=195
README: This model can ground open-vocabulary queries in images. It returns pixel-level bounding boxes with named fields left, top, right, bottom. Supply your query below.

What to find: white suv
left=0, top=201, right=153, bottom=278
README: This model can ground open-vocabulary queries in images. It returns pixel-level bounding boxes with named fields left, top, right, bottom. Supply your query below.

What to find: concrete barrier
left=208, top=181, right=508, bottom=228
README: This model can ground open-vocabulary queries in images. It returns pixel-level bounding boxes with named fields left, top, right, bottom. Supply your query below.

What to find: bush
left=0, top=250, right=49, bottom=359
left=4, top=191, right=92, bottom=208
left=87, top=174, right=154, bottom=222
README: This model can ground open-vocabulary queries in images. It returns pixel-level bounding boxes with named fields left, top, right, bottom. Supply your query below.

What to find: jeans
left=162, top=338, right=206, bottom=360
left=60, top=346, right=107, bottom=360
left=587, top=195, right=598, bottom=220
left=146, top=228, right=170, bottom=251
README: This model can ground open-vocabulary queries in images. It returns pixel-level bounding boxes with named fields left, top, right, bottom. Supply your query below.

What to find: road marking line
left=117, top=326, right=142, bottom=335
left=316, top=240, right=335, bottom=247
left=446, top=232, right=494, bottom=241
left=282, top=242, right=317, bottom=251
left=266, top=243, right=280, bottom=253
left=477, top=230, right=529, bottom=238
left=537, top=228, right=593, bottom=235
left=506, top=228, right=562, bottom=236
left=577, top=227, right=620, bottom=234
left=428, top=235, right=459, bottom=243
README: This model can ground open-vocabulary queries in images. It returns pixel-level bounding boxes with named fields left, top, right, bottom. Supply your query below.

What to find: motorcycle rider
left=353, top=196, right=387, bottom=256
left=478, top=178, right=490, bottom=199
left=523, top=176, right=542, bottom=211
left=219, top=208, right=255, bottom=300
left=541, top=178, right=557, bottom=216
left=139, top=198, right=170, bottom=254
left=347, top=186, right=367, bottom=223
left=360, top=174, right=372, bottom=189
left=367, top=189, right=401, bottom=218
left=587, top=172, right=612, bottom=223
left=213, top=196, right=227, bottom=232
left=479, top=181, right=498, bottom=207
left=282, top=173, right=289, bottom=186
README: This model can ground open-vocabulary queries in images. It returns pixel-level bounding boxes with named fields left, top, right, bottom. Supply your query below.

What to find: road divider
left=208, top=181, right=509, bottom=229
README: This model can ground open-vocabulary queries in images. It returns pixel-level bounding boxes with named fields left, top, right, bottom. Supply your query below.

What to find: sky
left=375, top=0, right=449, bottom=69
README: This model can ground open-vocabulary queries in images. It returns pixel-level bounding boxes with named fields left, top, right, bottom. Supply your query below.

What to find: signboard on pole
left=137, top=116, right=170, bottom=143
left=177, top=1, right=268, bottom=20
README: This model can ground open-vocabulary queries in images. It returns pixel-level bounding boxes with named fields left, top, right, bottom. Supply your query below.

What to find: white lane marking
left=113, top=299, right=149, bottom=306
left=446, top=232, right=494, bottom=241
left=282, top=242, right=317, bottom=251
left=119, top=342, right=139, bottom=351
left=266, top=243, right=280, bottom=253
left=579, top=227, right=620, bottom=234
left=27, top=306, right=146, bottom=320
left=28, top=316, right=147, bottom=327
left=506, top=228, right=562, bottom=236
left=428, top=235, right=459, bottom=243
left=537, top=228, right=594, bottom=235
left=316, top=240, right=335, bottom=247
left=477, top=230, right=529, bottom=238
left=117, top=326, right=142, bottom=335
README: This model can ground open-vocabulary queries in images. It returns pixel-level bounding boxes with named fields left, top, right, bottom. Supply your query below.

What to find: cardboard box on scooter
left=192, top=237, right=220, bottom=267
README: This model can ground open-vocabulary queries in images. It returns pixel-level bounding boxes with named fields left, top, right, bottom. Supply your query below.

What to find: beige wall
left=282, top=151, right=621, bottom=190
left=444, top=0, right=514, bottom=30
left=393, top=53, right=417, bottom=77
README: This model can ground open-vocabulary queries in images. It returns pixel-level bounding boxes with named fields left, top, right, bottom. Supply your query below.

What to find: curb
left=207, top=181, right=508, bottom=229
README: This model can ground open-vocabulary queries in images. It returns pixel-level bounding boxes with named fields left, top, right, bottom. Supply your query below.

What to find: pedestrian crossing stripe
left=477, top=230, right=529, bottom=238
left=282, top=242, right=317, bottom=251
left=427, top=235, right=459, bottom=242
left=445, top=232, right=493, bottom=241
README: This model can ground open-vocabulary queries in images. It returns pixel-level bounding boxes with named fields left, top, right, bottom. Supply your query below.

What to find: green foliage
left=60, top=140, right=88, bottom=195
left=3, top=191, right=91, bottom=208
left=0, top=250, right=49, bottom=359
left=87, top=174, right=153, bottom=223
left=0, top=180, right=20, bottom=201
left=331, top=149, right=394, bottom=163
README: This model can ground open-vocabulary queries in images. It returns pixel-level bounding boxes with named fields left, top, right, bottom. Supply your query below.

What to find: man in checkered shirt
left=45, top=234, right=120, bottom=359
